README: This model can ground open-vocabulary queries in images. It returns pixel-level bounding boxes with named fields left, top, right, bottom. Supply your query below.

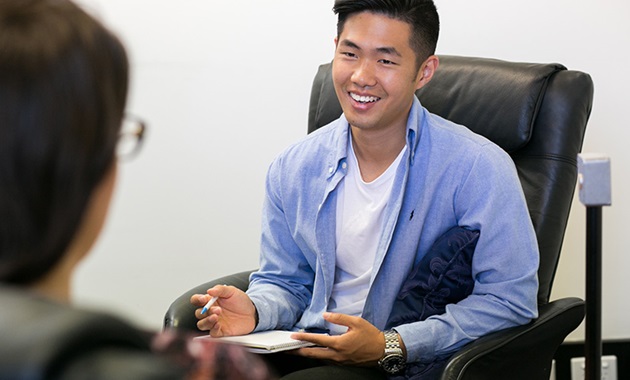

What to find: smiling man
left=192, top=1, right=539, bottom=379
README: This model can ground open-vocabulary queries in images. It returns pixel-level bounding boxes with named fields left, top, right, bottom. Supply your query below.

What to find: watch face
left=382, top=354, right=405, bottom=374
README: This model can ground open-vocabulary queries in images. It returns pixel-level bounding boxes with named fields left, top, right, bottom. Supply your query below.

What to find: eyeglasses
left=117, top=115, right=147, bottom=161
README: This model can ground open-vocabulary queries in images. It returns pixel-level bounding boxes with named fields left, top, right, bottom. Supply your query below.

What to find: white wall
left=73, top=0, right=630, bottom=343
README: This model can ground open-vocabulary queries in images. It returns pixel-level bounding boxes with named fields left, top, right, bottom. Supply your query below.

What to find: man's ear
left=415, top=55, right=439, bottom=90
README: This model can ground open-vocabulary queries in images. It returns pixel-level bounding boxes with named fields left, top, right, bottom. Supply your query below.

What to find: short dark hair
left=0, top=0, right=129, bottom=284
left=333, top=0, right=439, bottom=66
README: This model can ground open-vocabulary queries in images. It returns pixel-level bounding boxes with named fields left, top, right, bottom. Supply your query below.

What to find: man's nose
left=351, top=60, right=377, bottom=88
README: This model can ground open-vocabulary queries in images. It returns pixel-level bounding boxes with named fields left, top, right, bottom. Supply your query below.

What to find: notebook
left=194, top=330, right=318, bottom=354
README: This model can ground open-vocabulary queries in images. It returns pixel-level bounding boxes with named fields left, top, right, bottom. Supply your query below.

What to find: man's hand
left=289, top=312, right=388, bottom=366
left=190, top=285, right=257, bottom=337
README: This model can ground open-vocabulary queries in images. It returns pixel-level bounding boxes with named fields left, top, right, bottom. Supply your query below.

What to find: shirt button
left=342, top=162, right=347, bottom=169
left=328, top=167, right=334, bottom=174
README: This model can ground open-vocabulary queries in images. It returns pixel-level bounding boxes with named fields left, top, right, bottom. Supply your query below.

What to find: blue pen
left=201, top=296, right=219, bottom=314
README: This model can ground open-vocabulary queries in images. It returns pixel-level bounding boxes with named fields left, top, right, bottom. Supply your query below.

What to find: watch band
left=383, top=330, right=401, bottom=354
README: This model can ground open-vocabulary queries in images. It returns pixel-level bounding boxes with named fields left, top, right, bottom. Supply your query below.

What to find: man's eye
left=379, top=59, right=395, bottom=65
left=341, top=52, right=356, bottom=58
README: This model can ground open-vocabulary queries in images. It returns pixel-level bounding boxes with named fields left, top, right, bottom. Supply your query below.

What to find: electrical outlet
left=570, top=355, right=617, bottom=380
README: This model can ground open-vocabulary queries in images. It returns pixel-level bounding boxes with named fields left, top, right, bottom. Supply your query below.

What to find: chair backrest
left=307, top=55, right=593, bottom=305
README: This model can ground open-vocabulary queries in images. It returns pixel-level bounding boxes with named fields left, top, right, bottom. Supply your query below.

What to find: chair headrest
left=416, top=56, right=566, bottom=152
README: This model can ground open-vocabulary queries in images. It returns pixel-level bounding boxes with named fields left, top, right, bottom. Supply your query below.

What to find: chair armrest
left=440, top=297, right=585, bottom=380
left=163, top=270, right=256, bottom=333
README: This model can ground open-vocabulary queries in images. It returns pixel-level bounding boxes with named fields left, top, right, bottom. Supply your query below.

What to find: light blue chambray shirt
left=247, top=98, right=539, bottom=363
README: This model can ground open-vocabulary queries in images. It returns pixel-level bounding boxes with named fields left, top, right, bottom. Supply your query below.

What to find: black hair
left=333, top=0, right=439, bottom=66
left=0, top=0, right=129, bottom=284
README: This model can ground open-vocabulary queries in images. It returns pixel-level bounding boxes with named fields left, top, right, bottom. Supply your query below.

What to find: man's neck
left=350, top=125, right=407, bottom=183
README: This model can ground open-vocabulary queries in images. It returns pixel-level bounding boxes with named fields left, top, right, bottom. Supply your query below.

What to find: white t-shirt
left=327, top=138, right=407, bottom=334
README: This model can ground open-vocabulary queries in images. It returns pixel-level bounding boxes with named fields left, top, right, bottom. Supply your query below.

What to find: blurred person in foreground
left=0, top=1, right=271, bottom=379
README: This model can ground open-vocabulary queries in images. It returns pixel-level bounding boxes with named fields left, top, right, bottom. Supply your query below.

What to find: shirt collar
left=405, top=97, right=423, bottom=165
left=327, top=96, right=423, bottom=177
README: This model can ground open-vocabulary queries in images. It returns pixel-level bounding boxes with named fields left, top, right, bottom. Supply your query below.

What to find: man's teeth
left=350, top=93, right=380, bottom=103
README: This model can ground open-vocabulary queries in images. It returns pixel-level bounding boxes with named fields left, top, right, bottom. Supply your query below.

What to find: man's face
left=332, top=12, right=431, bottom=134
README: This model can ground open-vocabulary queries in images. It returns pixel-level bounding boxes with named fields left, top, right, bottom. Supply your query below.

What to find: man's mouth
left=350, top=92, right=380, bottom=104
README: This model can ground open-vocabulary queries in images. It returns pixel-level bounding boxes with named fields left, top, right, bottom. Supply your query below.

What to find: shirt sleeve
left=246, top=155, right=315, bottom=331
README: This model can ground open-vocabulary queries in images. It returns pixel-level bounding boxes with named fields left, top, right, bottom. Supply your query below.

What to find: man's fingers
left=206, top=284, right=231, bottom=298
left=196, top=314, right=219, bottom=331
left=195, top=304, right=222, bottom=320
left=291, top=332, right=335, bottom=347
left=295, top=346, right=337, bottom=361
left=191, top=285, right=230, bottom=308
left=190, top=293, right=210, bottom=306
left=323, top=312, right=359, bottom=328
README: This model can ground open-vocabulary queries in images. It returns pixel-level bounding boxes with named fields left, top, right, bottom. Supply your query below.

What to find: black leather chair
left=165, top=55, right=594, bottom=380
